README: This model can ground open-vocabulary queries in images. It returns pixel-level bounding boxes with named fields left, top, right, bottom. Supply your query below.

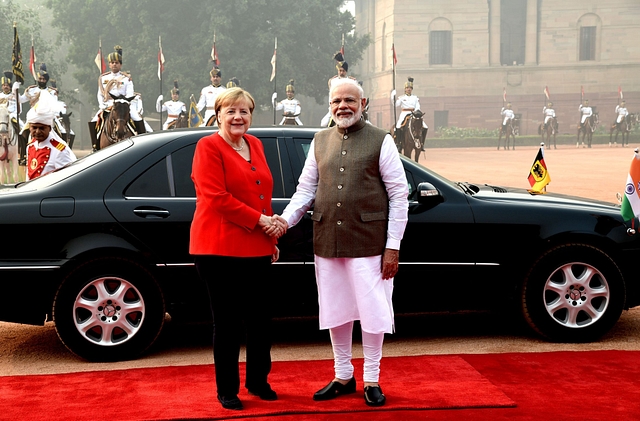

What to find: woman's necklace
left=230, top=138, right=245, bottom=151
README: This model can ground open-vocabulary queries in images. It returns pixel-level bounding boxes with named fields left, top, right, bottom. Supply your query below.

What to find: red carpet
left=0, top=354, right=513, bottom=421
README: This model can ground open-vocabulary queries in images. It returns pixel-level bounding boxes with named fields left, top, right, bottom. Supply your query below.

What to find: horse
left=281, top=113, right=301, bottom=126
left=99, top=95, right=136, bottom=150
left=577, top=112, right=599, bottom=148
left=0, top=104, right=20, bottom=184
left=497, top=118, right=516, bottom=150
left=538, top=117, right=558, bottom=149
left=398, top=110, right=426, bottom=163
left=59, top=111, right=75, bottom=148
left=167, top=112, right=189, bottom=130
left=609, top=114, right=632, bottom=147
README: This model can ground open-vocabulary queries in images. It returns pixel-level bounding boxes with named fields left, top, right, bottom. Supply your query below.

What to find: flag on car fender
left=528, top=145, right=550, bottom=193
left=621, top=149, right=640, bottom=221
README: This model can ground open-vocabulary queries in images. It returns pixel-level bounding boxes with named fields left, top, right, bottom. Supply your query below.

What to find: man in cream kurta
left=273, top=79, right=408, bottom=407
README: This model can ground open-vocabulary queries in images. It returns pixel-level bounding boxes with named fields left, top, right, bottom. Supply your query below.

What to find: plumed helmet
left=621, top=100, right=626, bottom=105
left=548, top=102, right=553, bottom=107
left=226, top=77, right=240, bottom=88
left=107, top=45, right=123, bottom=64
left=37, top=63, right=49, bottom=82
left=286, top=79, right=295, bottom=92
left=1, top=71, right=12, bottom=86
left=405, top=77, right=414, bottom=88
left=584, top=99, right=589, bottom=104
left=171, top=80, right=180, bottom=95
left=210, top=67, right=222, bottom=78
left=333, top=51, right=348, bottom=72
left=507, top=102, right=512, bottom=108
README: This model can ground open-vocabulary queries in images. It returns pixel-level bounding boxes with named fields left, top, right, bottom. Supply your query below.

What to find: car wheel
left=53, top=257, right=165, bottom=361
left=521, top=244, right=625, bottom=342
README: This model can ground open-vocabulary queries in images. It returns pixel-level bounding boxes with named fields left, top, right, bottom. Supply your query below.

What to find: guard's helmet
left=226, top=77, right=240, bottom=88
left=210, top=67, right=221, bottom=78
left=333, top=52, right=348, bottom=72
left=286, top=79, right=295, bottom=93
left=171, top=80, right=179, bottom=95
left=107, top=45, right=123, bottom=64
left=405, top=77, right=414, bottom=88
left=37, top=63, right=50, bottom=82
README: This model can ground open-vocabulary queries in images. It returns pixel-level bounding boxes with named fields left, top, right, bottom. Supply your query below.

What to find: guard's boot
left=88, top=122, right=99, bottom=151
left=134, top=120, right=146, bottom=135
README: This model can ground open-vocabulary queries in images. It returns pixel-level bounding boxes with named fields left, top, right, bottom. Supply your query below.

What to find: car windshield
left=9, top=140, right=133, bottom=191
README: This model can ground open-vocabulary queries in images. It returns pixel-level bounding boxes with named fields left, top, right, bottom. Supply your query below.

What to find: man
left=615, top=100, right=629, bottom=126
left=49, top=79, right=75, bottom=145
left=156, top=80, right=186, bottom=130
left=579, top=99, right=593, bottom=128
left=320, top=52, right=356, bottom=127
left=273, top=79, right=302, bottom=125
left=501, top=102, right=515, bottom=129
left=392, top=77, right=428, bottom=149
left=90, top=46, right=145, bottom=150
left=543, top=101, right=556, bottom=132
left=197, top=67, right=226, bottom=126
left=0, top=72, right=28, bottom=161
left=271, top=79, right=408, bottom=407
left=25, top=89, right=76, bottom=180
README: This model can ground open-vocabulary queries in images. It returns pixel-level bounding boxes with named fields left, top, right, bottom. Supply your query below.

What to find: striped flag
left=269, top=37, right=277, bottom=82
left=340, top=33, right=345, bottom=58
left=528, top=145, right=551, bottom=193
left=211, top=42, right=219, bottom=66
left=619, top=86, right=623, bottom=100
left=94, top=40, right=106, bottom=73
left=157, top=36, right=165, bottom=81
left=392, top=43, right=397, bottom=68
left=621, top=150, right=640, bottom=221
left=544, top=86, right=550, bottom=100
left=29, top=40, right=37, bottom=82
left=503, top=87, right=506, bottom=103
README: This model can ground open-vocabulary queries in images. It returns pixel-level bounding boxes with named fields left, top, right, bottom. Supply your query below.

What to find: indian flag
left=621, top=151, right=640, bottom=221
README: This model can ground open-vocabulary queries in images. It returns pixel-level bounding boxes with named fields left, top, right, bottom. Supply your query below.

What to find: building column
left=489, top=0, right=501, bottom=66
left=524, top=0, right=538, bottom=65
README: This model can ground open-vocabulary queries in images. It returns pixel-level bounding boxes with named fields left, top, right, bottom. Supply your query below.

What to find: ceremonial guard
left=392, top=77, right=428, bottom=148
left=273, top=79, right=302, bottom=125
left=197, top=67, right=226, bottom=126
left=543, top=102, right=556, bottom=131
left=501, top=102, right=515, bottom=127
left=321, top=52, right=356, bottom=127
left=579, top=99, right=593, bottom=128
left=49, top=79, right=75, bottom=145
left=25, top=90, right=76, bottom=180
left=156, top=80, right=186, bottom=130
left=225, top=77, right=240, bottom=88
left=615, top=101, right=629, bottom=125
left=89, top=46, right=145, bottom=150
left=0, top=72, right=28, bottom=159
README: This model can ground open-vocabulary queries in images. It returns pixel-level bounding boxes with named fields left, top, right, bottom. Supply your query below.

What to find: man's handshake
left=263, top=214, right=289, bottom=239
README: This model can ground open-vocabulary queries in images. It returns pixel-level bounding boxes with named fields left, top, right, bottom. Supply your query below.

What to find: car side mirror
left=417, top=182, right=443, bottom=207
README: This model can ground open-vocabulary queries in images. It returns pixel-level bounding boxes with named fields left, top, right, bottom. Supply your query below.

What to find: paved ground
left=1, top=141, right=639, bottom=376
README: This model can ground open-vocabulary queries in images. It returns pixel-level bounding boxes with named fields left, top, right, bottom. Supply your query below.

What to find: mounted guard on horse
left=157, top=80, right=187, bottom=130
left=498, top=102, right=517, bottom=150
left=0, top=71, right=27, bottom=173
left=539, top=102, right=558, bottom=149
left=273, top=79, right=303, bottom=125
left=577, top=99, right=598, bottom=148
left=196, top=67, right=226, bottom=127
left=392, top=77, right=428, bottom=155
left=88, top=46, right=145, bottom=151
left=609, top=100, right=630, bottom=147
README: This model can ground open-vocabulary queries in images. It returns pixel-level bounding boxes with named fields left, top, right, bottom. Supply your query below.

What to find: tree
left=46, top=0, right=369, bottom=113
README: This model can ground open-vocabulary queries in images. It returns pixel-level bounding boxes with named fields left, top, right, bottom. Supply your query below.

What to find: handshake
left=261, top=214, right=289, bottom=239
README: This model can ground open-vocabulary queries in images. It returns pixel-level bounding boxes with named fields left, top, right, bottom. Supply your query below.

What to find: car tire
left=521, top=244, right=626, bottom=343
left=53, top=257, right=165, bottom=361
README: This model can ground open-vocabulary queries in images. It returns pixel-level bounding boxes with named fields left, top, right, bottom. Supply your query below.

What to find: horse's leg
left=498, top=129, right=502, bottom=150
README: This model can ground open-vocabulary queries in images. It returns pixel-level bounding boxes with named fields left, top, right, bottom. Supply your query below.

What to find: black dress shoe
left=364, top=385, right=386, bottom=407
left=313, top=377, right=356, bottom=401
left=248, top=385, right=278, bottom=401
left=217, top=394, right=243, bottom=410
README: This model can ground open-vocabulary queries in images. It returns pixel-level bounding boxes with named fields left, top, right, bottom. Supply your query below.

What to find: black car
left=1, top=126, right=639, bottom=361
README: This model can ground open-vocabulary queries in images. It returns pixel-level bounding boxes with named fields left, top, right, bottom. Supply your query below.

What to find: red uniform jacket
left=189, top=132, right=276, bottom=257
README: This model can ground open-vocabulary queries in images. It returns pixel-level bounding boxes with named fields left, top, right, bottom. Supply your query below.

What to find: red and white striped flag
left=157, top=36, right=165, bottom=81
left=619, top=86, right=623, bottom=100
left=211, top=32, right=219, bottom=66
left=269, top=37, right=277, bottom=82
left=503, top=87, right=506, bottom=102
left=29, top=40, right=37, bottom=81
left=94, top=40, right=106, bottom=73
left=544, top=86, right=550, bottom=100
left=392, top=43, right=397, bottom=69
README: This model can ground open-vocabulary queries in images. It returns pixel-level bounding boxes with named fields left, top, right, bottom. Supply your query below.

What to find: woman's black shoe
left=313, top=377, right=356, bottom=401
left=248, top=386, right=278, bottom=401
left=217, top=394, right=243, bottom=410
left=364, top=385, right=386, bottom=407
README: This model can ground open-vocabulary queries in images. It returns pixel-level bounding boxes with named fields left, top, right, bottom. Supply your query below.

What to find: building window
left=500, top=0, right=526, bottom=65
left=430, top=31, right=452, bottom=65
left=579, top=26, right=596, bottom=61
left=434, top=110, right=449, bottom=131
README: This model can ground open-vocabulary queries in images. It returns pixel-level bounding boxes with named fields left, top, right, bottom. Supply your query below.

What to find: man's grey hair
left=329, top=78, right=364, bottom=101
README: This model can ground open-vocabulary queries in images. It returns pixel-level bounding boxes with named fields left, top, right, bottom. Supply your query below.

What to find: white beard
left=334, top=109, right=362, bottom=129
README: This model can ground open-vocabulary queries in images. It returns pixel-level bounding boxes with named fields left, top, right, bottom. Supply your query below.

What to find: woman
left=190, top=87, right=281, bottom=410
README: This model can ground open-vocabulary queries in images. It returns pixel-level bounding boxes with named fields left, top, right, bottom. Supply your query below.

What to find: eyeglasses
left=330, top=97, right=360, bottom=106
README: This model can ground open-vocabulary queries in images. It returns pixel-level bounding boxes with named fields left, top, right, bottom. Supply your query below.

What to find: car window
left=125, top=157, right=172, bottom=197
left=171, top=143, right=197, bottom=197
left=260, top=138, right=284, bottom=198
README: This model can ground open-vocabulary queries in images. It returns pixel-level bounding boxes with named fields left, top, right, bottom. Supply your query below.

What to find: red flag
left=392, top=43, right=397, bottom=68
left=94, top=44, right=106, bottom=73
left=619, top=86, right=623, bottom=100
left=29, top=42, right=37, bottom=81
left=544, top=86, right=550, bottom=100
left=503, top=87, right=506, bottom=102
left=157, top=36, right=165, bottom=81
left=211, top=41, right=219, bottom=66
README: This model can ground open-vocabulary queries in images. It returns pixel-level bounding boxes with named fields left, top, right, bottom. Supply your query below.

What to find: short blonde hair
left=215, top=87, right=255, bottom=116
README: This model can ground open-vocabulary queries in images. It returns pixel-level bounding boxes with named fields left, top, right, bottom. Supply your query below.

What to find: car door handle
left=133, top=207, right=171, bottom=219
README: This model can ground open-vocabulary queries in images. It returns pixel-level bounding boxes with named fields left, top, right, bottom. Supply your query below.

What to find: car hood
left=471, top=182, right=620, bottom=212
